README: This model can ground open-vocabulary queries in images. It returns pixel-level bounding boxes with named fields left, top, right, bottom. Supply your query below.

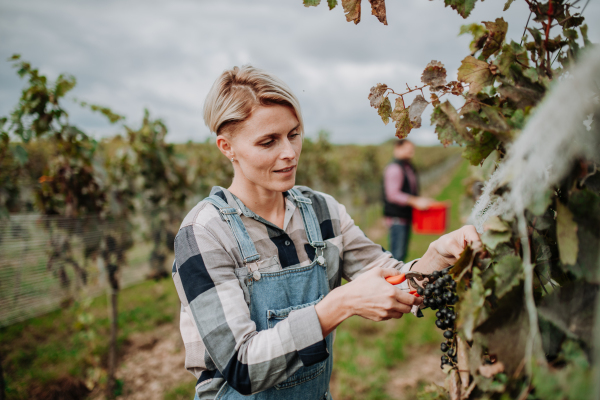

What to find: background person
left=383, top=139, right=434, bottom=261
left=172, top=66, right=480, bottom=399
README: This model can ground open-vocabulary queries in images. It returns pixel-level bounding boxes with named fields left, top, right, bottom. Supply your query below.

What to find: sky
left=1, top=0, right=599, bottom=145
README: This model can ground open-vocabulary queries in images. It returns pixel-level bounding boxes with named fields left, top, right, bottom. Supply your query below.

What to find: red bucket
left=412, top=202, right=450, bottom=235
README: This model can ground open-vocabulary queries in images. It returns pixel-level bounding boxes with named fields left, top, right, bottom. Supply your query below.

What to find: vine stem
left=517, top=211, right=546, bottom=376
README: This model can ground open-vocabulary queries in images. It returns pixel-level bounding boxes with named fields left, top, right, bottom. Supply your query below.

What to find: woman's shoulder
left=178, top=197, right=223, bottom=232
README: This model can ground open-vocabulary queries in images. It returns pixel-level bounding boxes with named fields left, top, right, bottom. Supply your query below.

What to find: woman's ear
left=216, top=134, right=234, bottom=159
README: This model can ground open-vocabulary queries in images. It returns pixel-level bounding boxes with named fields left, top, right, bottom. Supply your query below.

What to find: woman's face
left=220, top=104, right=302, bottom=193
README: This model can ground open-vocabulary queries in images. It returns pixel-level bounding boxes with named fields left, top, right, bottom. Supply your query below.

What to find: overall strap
left=204, top=195, right=260, bottom=264
left=288, top=188, right=326, bottom=249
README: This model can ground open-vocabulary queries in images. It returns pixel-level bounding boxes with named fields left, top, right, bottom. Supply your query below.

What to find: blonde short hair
left=203, top=65, right=304, bottom=136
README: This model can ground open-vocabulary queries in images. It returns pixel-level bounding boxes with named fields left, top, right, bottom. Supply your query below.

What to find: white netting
left=469, top=47, right=600, bottom=232
left=0, top=213, right=165, bottom=327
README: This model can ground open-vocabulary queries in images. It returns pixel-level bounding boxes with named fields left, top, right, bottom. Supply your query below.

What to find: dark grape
left=443, top=330, right=453, bottom=339
left=434, top=288, right=441, bottom=296
left=417, top=287, right=424, bottom=295
left=436, top=311, right=443, bottom=319
left=450, top=281, right=457, bottom=289
left=424, top=289, right=432, bottom=297
left=435, top=320, right=444, bottom=329
left=432, top=271, right=440, bottom=279
left=441, top=343, right=449, bottom=352
left=441, top=355, right=448, bottom=363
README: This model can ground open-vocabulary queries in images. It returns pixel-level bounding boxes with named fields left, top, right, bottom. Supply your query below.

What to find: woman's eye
left=290, top=133, right=300, bottom=139
left=260, top=140, right=274, bottom=147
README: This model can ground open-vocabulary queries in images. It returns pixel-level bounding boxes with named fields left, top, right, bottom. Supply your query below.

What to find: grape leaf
left=421, top=60, right=447, bottom=90
left=394, top=108, right=412, bottom=139
left=368, top=0, right=387, bottom=25
left=408, top=95, right=428, bottom=129
left=460, top=107, right=511, bottom=141
left=432, top=106, right=461, bottom=147
left=475, top=291, right=529, bottom=377
left=378, top=96, right=392, bottom=125
left=342, top=0, right=361, bottom=24
left=328, top=0, right=338, bottom=9
left=457, top=56, right=494, bottom=94
left=497, top=83, right=543, bottom=109
left=493, top=255, right=522, bottom=299
left=481, top=229, right=511, bottom=251
left=390, top=97, right=406, bottom=120
left=483, top=215, right=509, bottom=232
left=431, top=101, right=472, bottom=147
left=457, top=268, right=490, bottom=341
left=495, top=42, right=529, bottom=78
left=303, top=0, right=321, bottom=6
left=368, top=83, right=387, bottom=108
left=463, top=131, right=498, bottom=166
left=481, top=18, right=508, bottom=59
left=538, top=282, right=598, bottom=348
left=444, top=0, right=478, bottom=18
left=503, top=0, right=515, bottom=11
left=459, top=23, right=488, bottom=54
left=556, top=201, right=578, bottom=266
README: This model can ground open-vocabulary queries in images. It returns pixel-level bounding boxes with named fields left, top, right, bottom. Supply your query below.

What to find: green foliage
left=355, top=1, right=598, bottom=398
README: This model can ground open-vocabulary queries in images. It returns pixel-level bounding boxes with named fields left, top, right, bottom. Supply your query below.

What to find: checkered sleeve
left=173, top=221, right=328, bottom=395
left=335, top=201, right=418, bottom=282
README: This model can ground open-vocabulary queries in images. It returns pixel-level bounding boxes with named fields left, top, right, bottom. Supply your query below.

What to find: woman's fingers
left=380, top=267, right=402, bottom=278
left=394, top=288, right=423, bottom=307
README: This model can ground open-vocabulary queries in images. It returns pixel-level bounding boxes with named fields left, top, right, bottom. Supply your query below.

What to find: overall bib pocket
left=266, top=295, right=326, bottom=389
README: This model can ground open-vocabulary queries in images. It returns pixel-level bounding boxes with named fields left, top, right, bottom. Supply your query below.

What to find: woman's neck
left=228, top=177, right=287, bottom=229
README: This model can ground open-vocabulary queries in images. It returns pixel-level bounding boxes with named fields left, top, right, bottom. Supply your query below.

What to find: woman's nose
left=280, top=138, right=296, bottom=159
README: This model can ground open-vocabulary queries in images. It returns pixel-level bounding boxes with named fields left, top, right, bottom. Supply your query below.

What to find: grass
left=0, top=278, right=180, bottom=400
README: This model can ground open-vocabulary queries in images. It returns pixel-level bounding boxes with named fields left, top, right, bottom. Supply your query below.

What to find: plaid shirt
left=172, top=186, right=416, bottom=398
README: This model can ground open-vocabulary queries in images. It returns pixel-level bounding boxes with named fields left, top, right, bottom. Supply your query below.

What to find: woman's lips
left=274, top=166, right=296, bottom=174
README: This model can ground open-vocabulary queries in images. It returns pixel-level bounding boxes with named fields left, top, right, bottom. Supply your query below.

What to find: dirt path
left=386, top=349, right=446, bottom=399
left=90, top=323, right=195, bottom=400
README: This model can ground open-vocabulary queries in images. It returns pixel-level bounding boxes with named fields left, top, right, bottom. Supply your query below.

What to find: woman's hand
left=315, top=267, right=423, bottom=337
left=345, top=267, right=423, bottom=321
left=414, top=225, right=481, bottom=274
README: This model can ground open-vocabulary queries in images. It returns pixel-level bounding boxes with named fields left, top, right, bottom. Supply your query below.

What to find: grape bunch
left=416, top=267, right=459, bottom=369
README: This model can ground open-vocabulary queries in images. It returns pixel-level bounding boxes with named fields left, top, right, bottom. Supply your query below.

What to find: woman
left=172, top=66, right=480, bottom=400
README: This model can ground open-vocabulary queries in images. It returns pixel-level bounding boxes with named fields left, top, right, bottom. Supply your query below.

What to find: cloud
left=1, top=0, right=599, bottom=145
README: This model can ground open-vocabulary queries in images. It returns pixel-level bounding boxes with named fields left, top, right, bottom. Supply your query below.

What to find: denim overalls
left=195, top=188, right=334, bottom=400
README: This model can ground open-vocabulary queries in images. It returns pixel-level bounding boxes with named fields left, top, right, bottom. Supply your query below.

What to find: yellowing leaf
left=378, top=96, right=392, bottom=125
left=557, top=201, right=579, bottom=265
left=368, top=83, right=387, bottom=108
left=342, top=0, right=361, bottom=24
left=408, top=95, right=428, bottom=128
left=503, top=0, right=515, bottom=10
left=368, top=0, right=387, bottom=25
left=457, top=56, right=494, bottom=94
left=421, top=60, right=447, bottom=90
left=481, top=18, right=508, bottom=59
left=482, top=215, right=509, bottom=232
left=390, top=97, right=406, bottom=120
left=394, top=108, right=412, bottom=139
